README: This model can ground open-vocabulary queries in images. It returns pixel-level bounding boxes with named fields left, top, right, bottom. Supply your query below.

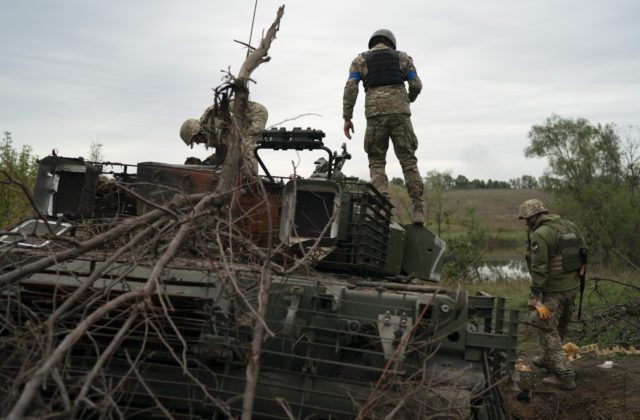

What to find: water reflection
left=472, top=260, right=531, bottom=283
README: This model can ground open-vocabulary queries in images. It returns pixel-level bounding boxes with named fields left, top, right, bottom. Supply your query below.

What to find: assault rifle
left=577, top=247, right=588, bottom=320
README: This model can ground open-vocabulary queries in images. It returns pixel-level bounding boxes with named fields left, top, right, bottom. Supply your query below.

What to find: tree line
left=392, top=173, right=539, bottom=190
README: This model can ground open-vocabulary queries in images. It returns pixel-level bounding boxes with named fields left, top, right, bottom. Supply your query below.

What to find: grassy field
left=442, top=188, right=554, bottom=231
left=434, top=188, right=555, bottom=258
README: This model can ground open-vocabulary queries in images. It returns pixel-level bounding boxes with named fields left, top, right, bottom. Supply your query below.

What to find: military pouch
left=558, top=232, right=581, bottom=272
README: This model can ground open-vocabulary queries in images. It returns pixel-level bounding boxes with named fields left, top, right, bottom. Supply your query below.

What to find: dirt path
left=502, top=323, right=640, bottom=419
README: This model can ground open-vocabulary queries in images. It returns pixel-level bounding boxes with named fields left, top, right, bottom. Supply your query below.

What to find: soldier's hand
left=343, top=120, right=354, bottom=139
left=535, top=303, right=551, bottom=320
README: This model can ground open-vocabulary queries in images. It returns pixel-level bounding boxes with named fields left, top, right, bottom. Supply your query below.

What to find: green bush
left=0, top=131, right=38, bottom=228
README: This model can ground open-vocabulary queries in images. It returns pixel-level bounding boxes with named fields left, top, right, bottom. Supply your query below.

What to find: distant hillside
left=443, top=188, right=554, bottom=230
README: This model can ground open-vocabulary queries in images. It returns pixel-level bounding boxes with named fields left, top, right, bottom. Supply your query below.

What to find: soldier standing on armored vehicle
left=342, top=29, right=425, bottom=224
left=519, top=199, right=588, bottom=390
left=180, top=100, right=268, bottom=174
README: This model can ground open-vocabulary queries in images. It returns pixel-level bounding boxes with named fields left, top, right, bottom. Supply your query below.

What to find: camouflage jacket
left=200, top=101, right=268, bottom=143
left=244, top=101, right=268, bottom=140
left=342, top=44, right=422, bottom=120
left=528, top=214, right=587, bottom=295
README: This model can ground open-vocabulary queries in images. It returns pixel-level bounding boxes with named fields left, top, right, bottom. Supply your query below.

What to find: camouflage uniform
left=343, top=43, right=424, bottom=219
left=242, top=101, right=268, bottom=174
left=526, top=212, right=587, bottom=385
left=182, top=101, right=268, bottom=174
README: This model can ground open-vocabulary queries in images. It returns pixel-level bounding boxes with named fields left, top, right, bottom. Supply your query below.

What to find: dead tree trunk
left=236, top=6, right=285, bottom=420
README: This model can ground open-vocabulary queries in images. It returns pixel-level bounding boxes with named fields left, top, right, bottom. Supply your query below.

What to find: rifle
left=577, top=247, right=588, bottom=320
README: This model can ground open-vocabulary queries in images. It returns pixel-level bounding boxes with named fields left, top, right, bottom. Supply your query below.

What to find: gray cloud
left=1, top=0, right=639, bottom=182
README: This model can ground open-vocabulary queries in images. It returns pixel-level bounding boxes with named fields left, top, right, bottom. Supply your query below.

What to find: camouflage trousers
left=364, top=114, right=423, bottom=206
left=535, top=288, right=578, bottom=379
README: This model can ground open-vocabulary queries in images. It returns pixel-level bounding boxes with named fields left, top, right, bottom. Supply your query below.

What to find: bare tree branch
left=7, top=188, right=230, bottom=419
left=73, top=307, right=139, bottom=412
left=592, top=276, right=640, bottom=292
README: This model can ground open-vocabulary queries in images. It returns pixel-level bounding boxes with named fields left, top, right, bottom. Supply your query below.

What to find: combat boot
left=542, top=375, right=576, bottom=390
left=412, top=202, right=424, bottom=225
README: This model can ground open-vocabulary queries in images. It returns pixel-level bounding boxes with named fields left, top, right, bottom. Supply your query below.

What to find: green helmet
left=180, top=119, right=201, bottom=146
left=518, top=199, right=548, bottom=219
left=368, top=29, right=396, bottom=49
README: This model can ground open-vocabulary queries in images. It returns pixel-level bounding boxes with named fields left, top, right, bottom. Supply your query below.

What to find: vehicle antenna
left=247, top=0, right=258, bottom=57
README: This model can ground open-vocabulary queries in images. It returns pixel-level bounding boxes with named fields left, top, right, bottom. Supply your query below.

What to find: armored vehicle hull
left=0, top=129, right=519, bottom=419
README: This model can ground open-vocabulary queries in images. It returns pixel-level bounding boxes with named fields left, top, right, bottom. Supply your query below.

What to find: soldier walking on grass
left=519, top=199, right=588, bottom=390
left=342, top=29, right=425, bottom=224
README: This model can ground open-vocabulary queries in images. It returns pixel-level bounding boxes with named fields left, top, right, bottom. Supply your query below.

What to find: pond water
left=471, top=259, right=531, bottom=283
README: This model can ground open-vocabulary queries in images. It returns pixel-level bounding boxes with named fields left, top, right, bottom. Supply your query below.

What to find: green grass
left=448, top=265, right=640, bottom=348
left=423, top=188, right=553, bottom=259
left=442, top=188, right=554, bottom=231
left=461, top=278, right=530, bottom=309
left=442, top=227, right=526, bottom=259
left=578, top=267, right=640, bottom=348
left=391, top=186, right=553, bottom=231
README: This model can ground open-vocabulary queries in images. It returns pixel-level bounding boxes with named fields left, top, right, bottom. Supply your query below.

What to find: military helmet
left=368, top=29, right=396, bottom=49
left=180, top=119, right=201, bottom=146
left=518, top=199, right=548, bottom=219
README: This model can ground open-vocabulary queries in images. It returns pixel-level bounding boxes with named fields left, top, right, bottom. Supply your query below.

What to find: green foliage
left=440, top=172, right=455, bottom=189
left=0, top=131, right=39, bottom=228
left=509, top=175, right=539, bottom=189
left=390, top=177, right=404, bottom=188
left=429, top=173, right=513, bottom=190
left=589, top=324, right=640, bottom=349
left=580, top=271, right=640, bottom=348
left=442, top=236, right=483, bottom=281
left=557, top=182, right=640, bottom=262
left=526, top=114, right=623, bottom=191
left=526, top=114, right=640, bottom=265
left=424, top=170, right=452, bottom=235
left=389, top=183, right=411, bottom=223
left=486, top=179, right=511, bottom=188
left=454, top=174, right=469, bottom=189
left=442, top=204, right=491, bottom=280
left=462, top=201, right=478, bottom=230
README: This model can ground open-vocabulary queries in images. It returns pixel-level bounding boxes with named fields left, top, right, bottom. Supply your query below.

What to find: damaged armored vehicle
left=0, top=127, right=519, bottom=419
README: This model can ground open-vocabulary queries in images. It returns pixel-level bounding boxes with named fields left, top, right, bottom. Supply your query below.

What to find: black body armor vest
left=362, top=49, right=403, bottom=91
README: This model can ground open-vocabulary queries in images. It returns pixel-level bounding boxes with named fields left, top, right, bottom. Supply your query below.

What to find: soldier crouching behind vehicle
left=519, top=199, right=587, bottom=391
left=179, top=100, right=268, bottom=174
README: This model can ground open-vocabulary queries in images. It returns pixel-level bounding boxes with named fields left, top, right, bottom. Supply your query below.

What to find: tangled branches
left=0, top=6, right=287, bottom=419
left=1, top=180, right=253, bottom=417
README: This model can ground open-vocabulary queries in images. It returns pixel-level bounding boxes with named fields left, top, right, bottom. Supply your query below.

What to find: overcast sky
left=2, top=1, right=640, bottom=182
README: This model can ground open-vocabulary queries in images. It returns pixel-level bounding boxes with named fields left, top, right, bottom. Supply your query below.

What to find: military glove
left=534, top=303, right=551, bottom=320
